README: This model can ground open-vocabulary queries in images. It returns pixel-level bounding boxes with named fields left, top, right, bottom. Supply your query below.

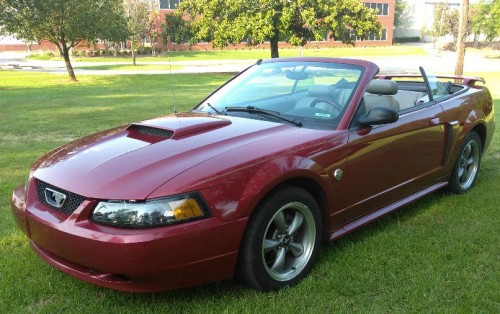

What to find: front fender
left=231, top=155, right=331, bottom=221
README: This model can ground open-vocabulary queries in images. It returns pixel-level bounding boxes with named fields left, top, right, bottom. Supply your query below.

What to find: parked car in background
left=11, top=58, right=495, bottom=292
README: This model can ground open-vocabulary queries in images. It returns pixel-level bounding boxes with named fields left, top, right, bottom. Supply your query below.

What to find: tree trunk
left=150, top=35, right=156, bottom=56
left=130, top=37, right=137, bottom=66
left=270, top=35, right=280, bottom=58
left=60, top=43, right=77, bottom=81
left=455, top=0, right=469, bottom=78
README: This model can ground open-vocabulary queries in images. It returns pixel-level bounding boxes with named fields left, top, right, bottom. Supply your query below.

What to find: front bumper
left=11, top=181, right=247, bottom=292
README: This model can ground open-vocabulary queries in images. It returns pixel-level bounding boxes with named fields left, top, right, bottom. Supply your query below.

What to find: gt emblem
left=333, top=169, right=343, bottom=181
left=44, top=188, right=67, bottom=208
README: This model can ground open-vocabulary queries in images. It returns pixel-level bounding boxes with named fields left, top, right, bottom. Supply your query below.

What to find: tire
left=449, top=132, right=482, bottom=194
left=237, top=186, right=322, bottom=291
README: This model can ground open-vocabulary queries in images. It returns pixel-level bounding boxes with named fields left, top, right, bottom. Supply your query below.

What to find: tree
left=455, top=0, right=469, bottom=77
left=427, top=3, right=460, bottom=40
left=145, top=1, right=162, bottom=56
left=471, top=0, right=500, bottom=42
left=162, top=13, right=192, bottom=51
left=177, top=0, right=382, bottom=58
left=0, top=0, right=127, bottom=81
left=394, top=0, right=413, bottom=29
left=123, top=0, right=150, bottom=65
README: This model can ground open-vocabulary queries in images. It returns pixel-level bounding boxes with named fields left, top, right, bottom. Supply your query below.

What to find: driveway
left=1, top=46, right=499, bottom=75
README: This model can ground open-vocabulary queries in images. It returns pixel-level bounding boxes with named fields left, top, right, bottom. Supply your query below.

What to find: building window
left=160, top=0, right=181, bottom=9
left=350, top=29, right=387, bottom=41
left=364, top=2, right=389, bottom=16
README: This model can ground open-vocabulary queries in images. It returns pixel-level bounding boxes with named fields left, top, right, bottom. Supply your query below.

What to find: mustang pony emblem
left=44, top=188, right=67, bottom=209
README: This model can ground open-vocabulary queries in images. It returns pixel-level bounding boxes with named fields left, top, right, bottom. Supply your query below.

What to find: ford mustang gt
left=11, top=58, right=495, bottom=292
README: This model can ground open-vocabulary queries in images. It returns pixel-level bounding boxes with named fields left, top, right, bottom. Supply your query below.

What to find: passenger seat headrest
left=366, top=80, right=398, bottom=95
left=308, top=85, right=335, bottom=98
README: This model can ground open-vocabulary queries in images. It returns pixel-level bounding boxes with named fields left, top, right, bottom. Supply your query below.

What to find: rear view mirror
left=358, top=106, right=399, bottom=126
left=285, top=71, right=308, bottom=81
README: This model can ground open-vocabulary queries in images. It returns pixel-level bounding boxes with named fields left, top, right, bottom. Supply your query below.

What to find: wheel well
left=264, top=177, right=328, bottom=235
left=471, top=123, right=486, bottom=153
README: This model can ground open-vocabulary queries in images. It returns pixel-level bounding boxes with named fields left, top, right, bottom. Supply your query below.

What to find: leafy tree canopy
left=162, top=13, right=192, bottom=49
left=123, top=0, right=150, bottom=65
left=394, top=0, right=413, bottom=29
left=177, top=0, right=382, bottom=58
left=470, top=0, right=500, bottom=41
left=0, top=0, right=127, bottom=81
left=425, top=3, right=460, bottom=40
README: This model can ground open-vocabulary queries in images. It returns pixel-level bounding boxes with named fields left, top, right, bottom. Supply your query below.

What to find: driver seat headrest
left=308, top=85, right=335, bottom=98
left=366, top=80, right=398, bottom=95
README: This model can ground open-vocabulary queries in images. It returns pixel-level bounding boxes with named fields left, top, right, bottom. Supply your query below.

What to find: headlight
left=25, top=170, right=34, bottom=192
left=91, top=193, right=209, bottom=228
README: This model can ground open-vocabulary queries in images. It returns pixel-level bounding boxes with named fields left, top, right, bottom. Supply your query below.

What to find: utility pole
left=455, top=0, right=469, bottom=77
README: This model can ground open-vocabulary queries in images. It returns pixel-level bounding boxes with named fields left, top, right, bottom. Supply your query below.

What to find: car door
left=335, top=102, right=447, bottom=224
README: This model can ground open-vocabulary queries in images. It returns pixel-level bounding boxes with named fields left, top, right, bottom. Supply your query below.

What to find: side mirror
left=357, top=106, right=399, bottom=126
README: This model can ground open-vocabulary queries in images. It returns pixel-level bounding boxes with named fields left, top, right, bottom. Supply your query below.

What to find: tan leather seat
left=364, top=80, right=400, bottom=112
left=295, top=85, right=336, bottom=111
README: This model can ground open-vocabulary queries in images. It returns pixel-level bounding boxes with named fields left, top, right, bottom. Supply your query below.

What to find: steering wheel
left=310, top=98, right=343, bottom=114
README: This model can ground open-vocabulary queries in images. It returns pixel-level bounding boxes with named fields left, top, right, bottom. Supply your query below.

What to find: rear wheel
left=237, top=186, right=322, bottom=291
left=449, top=132, right=482, bottom=194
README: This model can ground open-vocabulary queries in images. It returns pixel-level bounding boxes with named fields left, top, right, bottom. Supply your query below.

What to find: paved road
left=1, top=48, right=499, bottom=76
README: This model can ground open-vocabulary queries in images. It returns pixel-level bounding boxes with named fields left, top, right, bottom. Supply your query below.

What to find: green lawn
left=29, top=45, right=427, bottom=63
left=0, top=71, right=498, bottom=313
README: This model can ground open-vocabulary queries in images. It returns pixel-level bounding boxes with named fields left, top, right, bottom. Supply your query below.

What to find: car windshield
left=193, top=61, right=365, bottom=130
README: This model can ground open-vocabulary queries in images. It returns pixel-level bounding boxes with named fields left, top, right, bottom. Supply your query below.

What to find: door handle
left=429, top=118, right=441, bottom=126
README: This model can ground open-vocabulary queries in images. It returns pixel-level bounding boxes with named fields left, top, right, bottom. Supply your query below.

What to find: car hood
left=33, top=113, right=295, bottom=200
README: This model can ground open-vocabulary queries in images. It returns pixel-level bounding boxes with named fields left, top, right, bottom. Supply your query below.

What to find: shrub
left=393, top=37, right=421, bottom=43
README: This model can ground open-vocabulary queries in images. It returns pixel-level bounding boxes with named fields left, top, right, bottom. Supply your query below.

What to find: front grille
left=36, top=180, right=86, bottom=215
left=133, top=125, right=174, bottom=138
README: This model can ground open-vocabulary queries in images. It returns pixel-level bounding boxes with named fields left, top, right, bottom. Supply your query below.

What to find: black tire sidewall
left=237, top=186, right=322, bottom=291
left=449, top=132, right=482, bottom=194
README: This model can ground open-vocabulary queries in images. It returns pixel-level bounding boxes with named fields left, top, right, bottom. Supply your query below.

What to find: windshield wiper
left=225, top=106, right=302, bottom=127
left=205, top=102, right=224, bottom=115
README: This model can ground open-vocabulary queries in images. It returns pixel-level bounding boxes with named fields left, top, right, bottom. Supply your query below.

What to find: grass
left=28, top=45, right=427, bottom=63
left=0, top=70, right=498, bottom=313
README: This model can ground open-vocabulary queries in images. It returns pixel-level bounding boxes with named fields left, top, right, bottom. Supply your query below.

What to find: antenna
left=173, top=91, right=176, bottom=113
left=169, top=59, right=176, bottom=113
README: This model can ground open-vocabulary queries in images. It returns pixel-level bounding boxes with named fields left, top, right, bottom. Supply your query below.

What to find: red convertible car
left=11, top=58, right=494, bottom=292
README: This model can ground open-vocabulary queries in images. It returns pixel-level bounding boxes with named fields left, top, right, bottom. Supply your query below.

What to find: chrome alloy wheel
left=457, top=139, right=480, bottom=190
left=261, top=202, right=316, bottom=282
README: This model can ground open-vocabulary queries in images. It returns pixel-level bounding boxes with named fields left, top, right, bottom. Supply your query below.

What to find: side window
left=429, top=80, right=453, bottom=101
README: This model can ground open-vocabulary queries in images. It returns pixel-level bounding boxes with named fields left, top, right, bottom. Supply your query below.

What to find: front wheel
left=237, top=186, right=322, bottom=291
left=449, top=132, right=482, bottom=194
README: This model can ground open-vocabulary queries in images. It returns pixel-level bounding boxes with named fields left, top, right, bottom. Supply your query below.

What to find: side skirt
left=328, top=182, right=448, bottom=242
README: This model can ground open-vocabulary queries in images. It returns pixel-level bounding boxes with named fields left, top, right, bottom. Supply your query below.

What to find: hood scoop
left=127, top=124, right=174, bottom=143
left=126, top=115, right=232, bottom=143
left=171, top=118, right=232, bottom=139
left=132, top=125, right=174, bottom=138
